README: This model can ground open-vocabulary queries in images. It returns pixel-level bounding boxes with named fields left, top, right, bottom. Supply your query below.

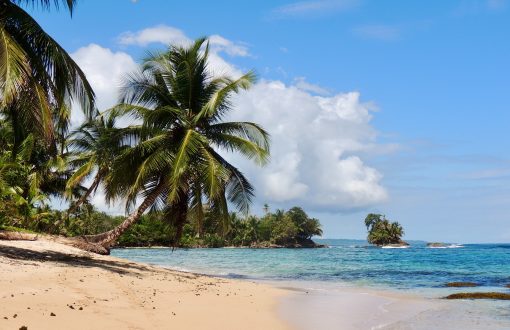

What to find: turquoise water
left=111, top=239, right=510, bottom=294
left=112, top=239, right=510, bottom=328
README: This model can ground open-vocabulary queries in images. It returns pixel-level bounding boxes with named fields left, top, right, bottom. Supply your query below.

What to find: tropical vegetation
left=364, top=213, right=406, bottom=246
left=0, top=1, right=326, bottom=253
left=2, top=203, right=322, bottom=247
left=0, top=0, right=94, bottom=235
left=79, top=38, right=269, bottom=251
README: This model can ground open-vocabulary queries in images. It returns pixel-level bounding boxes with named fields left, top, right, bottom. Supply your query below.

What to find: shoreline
left=274, top=281, right=510, bottom=329
left=3, top=239, right=510, bottom=330
left=112, top=245, right=510, bottom=329
left=0, top=239, right=290, bottom=330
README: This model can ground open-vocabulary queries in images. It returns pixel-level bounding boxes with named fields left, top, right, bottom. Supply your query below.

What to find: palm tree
left=0, top=0, right=95, bottom=153
left=388, top=221, right=404, bottom=242
left=366, top=216, right=404, bottom=246
left=301, top=217, right=323, bottom=239
left=81, top=38, right=269, bottom=251
left=65, top=113, right=135, bottom=214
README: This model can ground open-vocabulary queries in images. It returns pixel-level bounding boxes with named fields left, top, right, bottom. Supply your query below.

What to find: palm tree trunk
left=67, top=172, right=102, bottom=215
left=81, top=182, right=165, bottom=249
left=52, top=172, right=102, bottom=234
left=172, top=197, right=188, bottom=247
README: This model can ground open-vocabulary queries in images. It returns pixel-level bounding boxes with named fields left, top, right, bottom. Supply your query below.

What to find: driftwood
left=0, top=231, right=38, bottom=241
left=0, top=231, right=109, bottom=255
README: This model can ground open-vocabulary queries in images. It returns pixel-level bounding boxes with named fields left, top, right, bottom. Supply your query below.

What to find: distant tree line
left=0, top=204, right=323, bottom=248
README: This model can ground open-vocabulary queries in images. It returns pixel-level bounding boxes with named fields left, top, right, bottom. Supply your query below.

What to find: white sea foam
left=428, top=244, right=464, bottom=249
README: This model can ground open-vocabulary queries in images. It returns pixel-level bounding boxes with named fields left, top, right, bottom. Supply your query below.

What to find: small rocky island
left=364, top=213, right=408, bottom=247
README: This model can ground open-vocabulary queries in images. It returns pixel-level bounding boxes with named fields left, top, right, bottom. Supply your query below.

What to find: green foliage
left=220, top=206, right=322, bottom=247
left=116, top=214, right=174, bottom=247
left=202, top=233, right=225, bottom=248
left=364, top=213, right=405, bottom=246
left=0, top=4, right=268, bottom=249
left=0, top=225, right=36, bottom=233
left=0, top=5, right=302, bottom=251
left=286, top=207, right=323, bottom=239
left=98, top=38, right=270, bottom=244
left=270, top=214, right=298, bottom=244
left=1, top=0, right=95, bottom=151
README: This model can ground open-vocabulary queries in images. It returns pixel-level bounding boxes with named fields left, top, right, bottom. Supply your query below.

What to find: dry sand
left=0, top=239, right=290, bottom=330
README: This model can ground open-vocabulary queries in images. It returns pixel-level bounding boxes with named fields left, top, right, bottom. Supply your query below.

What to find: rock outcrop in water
left=445, top=292, right=510, bottom=300
left=445, top=282, right=479, bottom=287
left=380, top=241, right=409, bottom=248
left=427, top=242, right=449, bottom=248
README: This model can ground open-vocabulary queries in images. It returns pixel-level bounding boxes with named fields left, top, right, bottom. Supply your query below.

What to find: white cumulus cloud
left=71, top=44, right=137, bottom=117
left=293, top=77, right=330, bottom=95
left=118, top=25, right=189, bottom=47
left=118, top=25, right=246, bottom=78
left=118, top=25, right=249, bottom=57
left=66, top=26, right=390, bottom=214
left=227, top=81, right=389, bottom=211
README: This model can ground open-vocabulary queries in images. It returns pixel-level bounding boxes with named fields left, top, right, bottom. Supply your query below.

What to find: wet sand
left=278, top=282, right=510, bottom=329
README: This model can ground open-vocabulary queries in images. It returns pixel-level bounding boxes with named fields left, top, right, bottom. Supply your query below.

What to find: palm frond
left=206, top=147, right=254, bottom=215
left=0, top=26, right=30, bottom=107
left=65, top=159, right=94, bottom=191
left=207, top=121, right=270, bottom=151
left=167, top=129, right=204, bottom=203
left=12, top=0, right=77, bottom=15
left=211, top=133, right=269, bottom=165
left=197, top=71, right=256, bottom=120
left=4, top=2, right=95, bottom=117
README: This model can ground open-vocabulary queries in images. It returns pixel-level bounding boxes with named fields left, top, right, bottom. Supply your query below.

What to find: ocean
left=111, top=239, right=510, bottom=329
left=112, top=239, right=510, bottom=292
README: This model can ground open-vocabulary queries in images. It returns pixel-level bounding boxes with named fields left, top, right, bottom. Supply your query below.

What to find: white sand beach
left=0, top=239, right=289, bottom=330
left=2, top=238, right=509, bottom=330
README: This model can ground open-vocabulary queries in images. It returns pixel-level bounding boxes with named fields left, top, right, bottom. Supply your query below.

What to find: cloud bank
left=229, top=81, right=388, bottom=211
left=70, top=25, right=389, bottom=214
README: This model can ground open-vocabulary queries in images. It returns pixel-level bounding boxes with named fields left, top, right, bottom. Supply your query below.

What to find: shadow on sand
left=0, top=244, right=151, bottom=275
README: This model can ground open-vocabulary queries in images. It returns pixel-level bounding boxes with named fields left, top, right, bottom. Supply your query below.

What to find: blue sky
left=30, top=0, right=510, bottom=242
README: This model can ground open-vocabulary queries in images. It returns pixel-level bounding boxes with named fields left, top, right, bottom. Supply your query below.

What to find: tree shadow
left=0, top=244, right=151, bottom=275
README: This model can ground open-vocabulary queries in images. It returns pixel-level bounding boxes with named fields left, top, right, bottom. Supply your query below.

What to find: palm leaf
left=196, top=71, right=256, bottom=121
left=12, top=0, right=77, bottom=15
left=0, top=26, right=30, bottom=107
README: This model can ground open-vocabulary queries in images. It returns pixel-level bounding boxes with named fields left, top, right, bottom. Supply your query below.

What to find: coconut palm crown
left=0, top=0, right=95, bottom=151
left=85, top=38, right=269, bottom=249
left=65, top=112, right=138, bottom=214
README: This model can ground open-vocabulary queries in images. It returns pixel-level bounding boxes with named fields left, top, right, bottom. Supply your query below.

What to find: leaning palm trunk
left=49, top=172, right=102, bottom=234
left=79, top=183, right=165, bottom=251
left=67, top=172, right=102, bottom=216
